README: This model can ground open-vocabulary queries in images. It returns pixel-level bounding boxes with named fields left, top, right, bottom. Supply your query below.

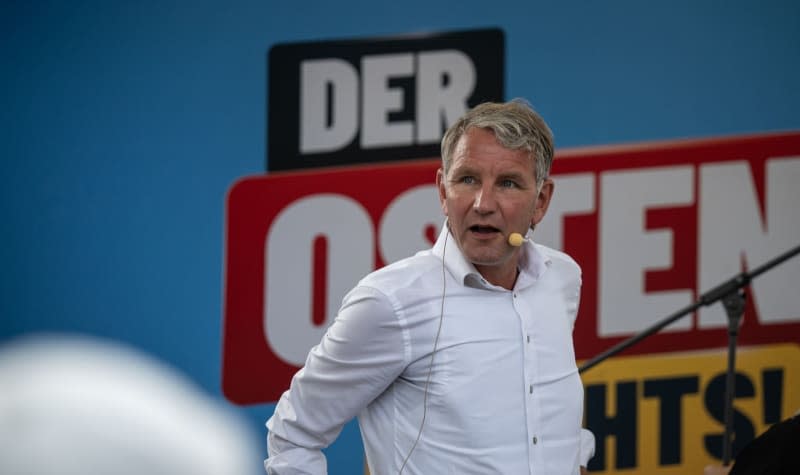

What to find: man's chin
left=456, top=236, right=513, bottom=264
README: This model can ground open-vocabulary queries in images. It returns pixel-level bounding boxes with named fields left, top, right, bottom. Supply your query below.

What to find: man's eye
left=460, top=176, right=476, bottom=184
left=500, top=179, right=517, bottom=188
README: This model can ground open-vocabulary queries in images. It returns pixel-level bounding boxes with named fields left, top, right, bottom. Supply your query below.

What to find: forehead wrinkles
left=449, top=136, right=536, bottom=179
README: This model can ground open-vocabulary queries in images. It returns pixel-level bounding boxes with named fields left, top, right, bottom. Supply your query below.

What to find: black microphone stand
left=579, top=243, right=800, bottom=466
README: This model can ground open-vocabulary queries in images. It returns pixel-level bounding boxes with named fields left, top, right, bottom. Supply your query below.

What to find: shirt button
left=532, top=436, right=538, bottom=445
left=529, top=384, right=533, bottom=394
left=527, top=335, right=530, bottom=343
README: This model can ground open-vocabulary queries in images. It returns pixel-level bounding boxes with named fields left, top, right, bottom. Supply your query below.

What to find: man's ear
left=436, top=168, right=449, bottom=216
left=531, top=178, right=554, bottom=227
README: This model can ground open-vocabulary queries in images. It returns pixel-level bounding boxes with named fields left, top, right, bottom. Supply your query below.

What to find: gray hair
left=440, top=99, right=554, bottom=188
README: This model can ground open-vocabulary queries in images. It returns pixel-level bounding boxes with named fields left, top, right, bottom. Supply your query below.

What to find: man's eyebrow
left=449, top=165, right=479, bottom=177
left=497, top=171, right=530, bottom=181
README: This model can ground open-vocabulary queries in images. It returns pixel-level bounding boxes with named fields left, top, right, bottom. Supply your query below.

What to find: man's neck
left=475, top=263, right=519, bottom=290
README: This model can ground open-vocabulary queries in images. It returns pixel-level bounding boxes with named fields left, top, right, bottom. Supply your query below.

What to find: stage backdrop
left=6, top=4, right=800, bottom=475
left=223, top=131, right=800, bottom=474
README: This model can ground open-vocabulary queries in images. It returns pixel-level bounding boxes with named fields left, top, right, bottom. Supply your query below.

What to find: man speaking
left=266, top=99, right=594, bottom=474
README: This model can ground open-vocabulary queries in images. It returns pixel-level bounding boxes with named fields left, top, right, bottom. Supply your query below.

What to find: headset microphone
left=507, top=232, right=529, bottom=247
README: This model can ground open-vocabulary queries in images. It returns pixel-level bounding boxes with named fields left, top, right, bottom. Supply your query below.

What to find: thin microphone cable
left=398, top=231, right=448, bottom=475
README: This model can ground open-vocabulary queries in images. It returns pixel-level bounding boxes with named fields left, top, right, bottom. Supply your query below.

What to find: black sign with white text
left=267, top=28, right=504, bottom=171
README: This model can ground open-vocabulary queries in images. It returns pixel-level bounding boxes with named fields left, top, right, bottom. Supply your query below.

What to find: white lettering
left=415, top=50, right=476, bottom=144
left=361, top=53, right=414, bottom=148
left=698, top=157, right=800, bottom=327
left=379, top=185, right=442, bottom=264
left=264, top=194, right=373, bottom=365
left=537, top=173, right=595, bottom=251
left=599, top=167, right=694, bottom=336
left=299, top=59, right=359, bottom=154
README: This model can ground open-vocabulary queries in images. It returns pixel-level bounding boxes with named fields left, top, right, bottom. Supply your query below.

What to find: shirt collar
left=430, top=222, right=551, bottom=290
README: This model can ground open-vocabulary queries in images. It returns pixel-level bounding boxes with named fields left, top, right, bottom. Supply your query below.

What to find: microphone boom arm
left=579, top=242, right=800, bottom=465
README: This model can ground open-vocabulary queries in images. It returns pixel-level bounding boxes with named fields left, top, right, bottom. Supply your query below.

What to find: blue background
left=3, top=1, right=799, bottom=473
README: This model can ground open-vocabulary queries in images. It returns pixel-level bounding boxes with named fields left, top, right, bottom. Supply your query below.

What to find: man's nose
left=473, top=185, right=497, bottom=214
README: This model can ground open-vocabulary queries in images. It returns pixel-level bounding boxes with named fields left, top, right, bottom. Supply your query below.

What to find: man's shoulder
left=533, top=243, right=581, bottom=274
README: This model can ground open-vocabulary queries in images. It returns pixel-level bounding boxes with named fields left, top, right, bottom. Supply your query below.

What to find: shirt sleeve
left=264, top=285, right=407, bottom=474
left=579, top=428, right=596, bottom=467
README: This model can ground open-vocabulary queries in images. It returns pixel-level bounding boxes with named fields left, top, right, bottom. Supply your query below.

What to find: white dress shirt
left=266, top=226, right=594, bottom=474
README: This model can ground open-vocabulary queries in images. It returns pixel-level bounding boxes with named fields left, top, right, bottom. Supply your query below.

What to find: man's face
left=437, top=127, right=553, bottom=285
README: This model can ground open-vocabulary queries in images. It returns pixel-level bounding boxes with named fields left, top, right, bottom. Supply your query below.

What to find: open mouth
left=469, top=225, right=500, bottom=235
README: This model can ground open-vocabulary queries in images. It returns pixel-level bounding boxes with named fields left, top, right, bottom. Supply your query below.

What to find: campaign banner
left=267, top=28, right=504, bottom=171
left=581, top=344, right=799, bottom=472
left=222, top=131, right=800, bottom=473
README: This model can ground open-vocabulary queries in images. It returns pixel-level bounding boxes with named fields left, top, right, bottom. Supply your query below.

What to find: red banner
left=222, top=132, right=800, bottom=405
